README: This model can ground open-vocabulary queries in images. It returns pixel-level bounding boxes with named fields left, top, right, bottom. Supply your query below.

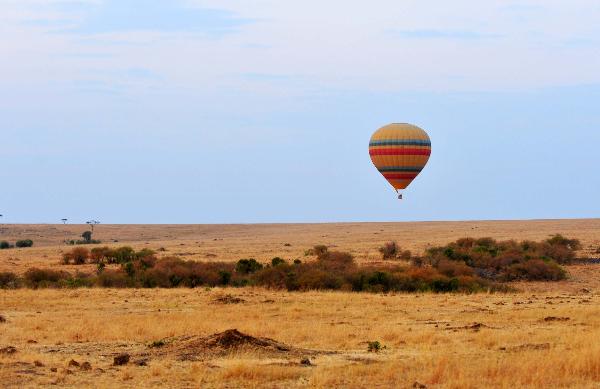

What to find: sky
left=1, top=0, right=599, bottom=224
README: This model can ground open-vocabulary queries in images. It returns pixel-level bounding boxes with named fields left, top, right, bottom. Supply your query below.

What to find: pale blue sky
left=1, top=0, right=599, bottom=223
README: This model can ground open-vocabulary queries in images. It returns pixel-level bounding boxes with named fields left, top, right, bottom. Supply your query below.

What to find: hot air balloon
left=369, top=123, right=431, bottom=199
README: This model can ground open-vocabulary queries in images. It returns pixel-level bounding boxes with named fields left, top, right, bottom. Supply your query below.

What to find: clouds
left=1, top=1, right=599, bottom=222
left=385, top=29, right=501, bottom=40
left=2, top=0, right=600, bottom=96
left=61, top=0, right=250, bottom=35
left=12, top=0, right=250, bottom=35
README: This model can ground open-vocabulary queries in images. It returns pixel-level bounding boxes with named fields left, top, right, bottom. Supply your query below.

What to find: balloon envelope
left=369, top=123, right=431, bottom=191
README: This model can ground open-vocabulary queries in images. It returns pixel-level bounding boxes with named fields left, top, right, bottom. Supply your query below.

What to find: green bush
left=112, top=247, right=137, bottom=264
left=271, top=257, right=286, bottom=266
left=367, top=341, right=385, bottom=353
left=81, top=231, right=93, bottom=243
left=90, top=247, right=113, bottom=263
left=426, top=236, right=577, bottom=281
left=218, top=270, right=232, bottom=285
left=15, top=239, right=33, bottom=248
left=0, top=241, right=10, bottom=250
left=236, top=258, right=263, bottom=274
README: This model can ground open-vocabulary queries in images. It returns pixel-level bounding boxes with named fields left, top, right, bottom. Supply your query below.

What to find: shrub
left=379, top=241, right=398, bottom=259
left=62, top=247, right=90, bottom=265
left=23, top=268, right=70, bottom=288
left=367, top=341, right=384, bottom=353
left=426, top=236, right=578, bottom=281
left=0, top=272, right=20, bottom=289
left=253, top=265, right=289, bottom=289
left=455, top=238, right=476, bottom=248
left=504, top=259, right=566, bottom=281
left=140, top=257, right=236, bottom=288
left=399, top=250, right=412, bottom=260
left=312, top=245, right=328, bottom=258
left=546, top=234, right=581, bottom=251
left=136, top=248, right=156, bottom=259
left=81, top=231, right=93, bottom=243
left=218, top=270, right=232, bottom=285
left=316, top=250, right=355, bottom=272
left=411, top=256, right=425, bottom=267
left=90, top=247, right=113, bottom=263
left=436, top=259, right=474, bottom=277
left=123, top=262, right=135, bottom=277
left=95, top=269, right=130, bottom=288
left=540, top=242, right=577, bottom=264
left=271, top=257, right=286, bottom=267
left=236, top=259, right=263, bottom=274
left=15, top=239, right=33, bottom=248
left=295, top=267, right=344, bottom=290
left=111, top=247, right=136, bottom=264
left=149, top=340, right=166, bottom=348
left=0, top=241, right=10, bottom=250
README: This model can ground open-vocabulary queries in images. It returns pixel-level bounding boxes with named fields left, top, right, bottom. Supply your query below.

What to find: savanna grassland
left=1, top=220, right=600, bottom=388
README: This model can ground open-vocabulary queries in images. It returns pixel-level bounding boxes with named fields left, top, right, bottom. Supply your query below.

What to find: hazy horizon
left=2, top=1, right=599, bottom=223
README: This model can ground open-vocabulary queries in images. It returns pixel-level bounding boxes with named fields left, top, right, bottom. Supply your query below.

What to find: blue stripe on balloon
left=377, top=166, right=424, bottom=172
left=369, top=139, right=431, bottom=146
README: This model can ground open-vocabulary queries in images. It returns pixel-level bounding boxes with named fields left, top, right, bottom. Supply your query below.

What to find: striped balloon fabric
left=369, top=123, right=431, bottom=191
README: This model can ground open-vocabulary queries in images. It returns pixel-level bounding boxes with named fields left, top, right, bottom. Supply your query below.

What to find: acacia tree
left=81, top=231, right=93, bottom=243
left=86, top=220, right=100, bottom=232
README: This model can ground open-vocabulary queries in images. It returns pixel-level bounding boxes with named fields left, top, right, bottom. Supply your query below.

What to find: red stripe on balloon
left=369, top=148, right=431, bottom=156
left=383, top=173, right=419, bottom=179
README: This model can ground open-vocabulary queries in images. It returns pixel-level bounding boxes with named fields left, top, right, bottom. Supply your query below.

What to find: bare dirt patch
left=212, top=294, right=246, bottom=305
left=543, top=316, right=570, bottom=322
left=445, top=322, right=494, bottom=331
left=500, top=343, right=551, bottom=352
left=0, top=346, right=17, bottom=355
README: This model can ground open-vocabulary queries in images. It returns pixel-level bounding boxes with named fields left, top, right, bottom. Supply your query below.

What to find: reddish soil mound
left=155, top=329, right=325, bottom=361
left=202, top=329, right=290, bottom=350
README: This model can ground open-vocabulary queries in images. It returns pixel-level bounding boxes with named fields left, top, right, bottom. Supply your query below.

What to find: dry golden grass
left=1, top=288, right=599, bottom=388
left=1, top=220, right=600, bottom=388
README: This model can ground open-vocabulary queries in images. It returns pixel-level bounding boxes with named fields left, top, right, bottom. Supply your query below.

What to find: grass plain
left=1, top=219, right=600, bottom=388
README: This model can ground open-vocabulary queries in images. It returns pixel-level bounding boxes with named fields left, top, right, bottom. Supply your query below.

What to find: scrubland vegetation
left=0, top=235, right=582, bottom=293
left=0, top=222, right=599, bottom=388
left=422, top=234, right=579, bottom=281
